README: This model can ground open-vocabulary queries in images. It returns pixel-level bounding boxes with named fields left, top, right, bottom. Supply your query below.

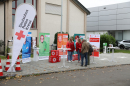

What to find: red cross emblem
left=15, top=30, right=25, bottom=40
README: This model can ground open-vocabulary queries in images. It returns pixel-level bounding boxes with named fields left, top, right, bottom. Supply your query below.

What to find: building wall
left=69, top=1, right=84, bottom=36
left=0, top=0, right=88, bottom=55
left=39, top=0, right=67, bottom=44
left=0, top=1, right=12, bottom=46
left=5, top=0, right=12, bottom=46
left=0, top=2, right=4, bottom=41
left=87, top=1, right=130, bottom=31
left=40, top=0, right=86, bottom=44
left=9, top=0, right=86, bottom=45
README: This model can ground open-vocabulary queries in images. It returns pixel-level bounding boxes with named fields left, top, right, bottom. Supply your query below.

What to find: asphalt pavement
left=0, top=65, right=130, bottom=86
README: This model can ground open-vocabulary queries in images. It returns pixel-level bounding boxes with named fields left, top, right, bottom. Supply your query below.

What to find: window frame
left=12, top=0, right=37, bottom=29
left=123, top=40, right=130, bottom=43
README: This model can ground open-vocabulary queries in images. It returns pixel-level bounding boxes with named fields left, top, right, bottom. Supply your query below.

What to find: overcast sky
left=78, top=0, right=130, bottom=8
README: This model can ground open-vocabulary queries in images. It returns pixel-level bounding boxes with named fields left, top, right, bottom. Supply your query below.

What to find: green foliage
left=53, top=32, right=70, bottom=44
left=6, top=47, right=10, bottom=54
left=0, top=55, right=11, bottom=59
left=114, top=49, right=130, bottom=53
left=0, top=40, right=4, bottom=47
left=37, top=45, right=39, bottom=47
left=0, top=40, right=4, bottom=55
left=100, top=33, right=116, bottom=52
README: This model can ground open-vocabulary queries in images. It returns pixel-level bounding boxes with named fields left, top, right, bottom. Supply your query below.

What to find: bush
left=53, top=32, right=70, bottom=44
left=0, top=40, right=4, bottom=47
left=100, top=33, right=116, bottom=52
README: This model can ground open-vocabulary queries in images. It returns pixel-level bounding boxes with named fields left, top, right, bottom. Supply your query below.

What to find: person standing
left=66, top=38, right=75, bottom=62
left=76, top=39, right=82, bottom=63
left=81, top=38, right=89, bottom=67
left=39, top=35, right=47, bottom=56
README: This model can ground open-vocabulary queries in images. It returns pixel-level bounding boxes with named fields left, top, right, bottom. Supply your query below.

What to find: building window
left=12, top=0, right=37, bottom=29
left=115, top=31, right=123, bottom=41
left=45, top=3, right=61, bottom=15
left=123, top=30, right=130, bottom=40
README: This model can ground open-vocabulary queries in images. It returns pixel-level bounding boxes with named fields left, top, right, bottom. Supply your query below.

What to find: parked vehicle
left=118, top=40, right=130, bottom=49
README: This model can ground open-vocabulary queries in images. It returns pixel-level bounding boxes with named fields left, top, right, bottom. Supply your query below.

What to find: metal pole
left=4, top=2, right=5, bottom=56
left=60, top=0, right=63, bottom=34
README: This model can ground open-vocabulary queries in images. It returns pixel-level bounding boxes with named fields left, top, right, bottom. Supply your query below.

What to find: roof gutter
left=0, top=0, right=8, bottom=3
left=72, top=0, right=91, bottom=15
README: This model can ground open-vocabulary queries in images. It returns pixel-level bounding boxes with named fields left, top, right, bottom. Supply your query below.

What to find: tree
left=100, top=33, right=116, bottom=52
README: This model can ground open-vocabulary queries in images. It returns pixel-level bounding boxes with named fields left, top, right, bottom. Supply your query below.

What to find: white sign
left=32, top=37, right=36, bottom=48
left=7, top=3, right=36, bottom=72
left=63, top=35, right=68, bottom=38
left=80, top=36, right=85, bottom=38
left=89, top=34, right=100, bottom=57
left=45, top=35, right=50, bottom=37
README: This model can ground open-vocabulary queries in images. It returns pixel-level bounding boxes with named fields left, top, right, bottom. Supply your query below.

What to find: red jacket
left=66, top=42, right=75, bottom=52
left=76, top=42, right=82, bottom=52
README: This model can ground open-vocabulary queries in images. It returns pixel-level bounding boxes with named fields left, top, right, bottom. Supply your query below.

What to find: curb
left=8, top=64, right=130, bottom=78
left=1, top=64, right=130, bottom=79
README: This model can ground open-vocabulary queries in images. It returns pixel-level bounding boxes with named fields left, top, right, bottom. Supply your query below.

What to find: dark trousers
left=81, top=52, right=88, bottom=66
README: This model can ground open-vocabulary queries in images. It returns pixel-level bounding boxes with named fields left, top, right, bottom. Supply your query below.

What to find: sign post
left=58, top=47, right=70, bottom=68
left=103, top=43, right=107, bottom=53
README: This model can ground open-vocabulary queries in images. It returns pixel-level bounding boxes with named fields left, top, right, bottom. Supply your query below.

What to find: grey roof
left=72, top=0, right=91, bottom=15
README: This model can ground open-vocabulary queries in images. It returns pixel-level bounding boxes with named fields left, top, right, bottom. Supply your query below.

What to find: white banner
left=7, top=3, right=36, bottom=72
left=22, top=32, right=32, bottom=63
left=32, top=37, right=37, bottom=48
left=89, top=34, right=100, bottom=57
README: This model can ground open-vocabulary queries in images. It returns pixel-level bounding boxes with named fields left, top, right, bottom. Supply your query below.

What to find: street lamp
left=0, top=0, right=7, bottom=56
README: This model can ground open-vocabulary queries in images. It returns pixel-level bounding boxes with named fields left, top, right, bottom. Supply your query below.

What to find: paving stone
left=1, top=53, right=130, bottom=76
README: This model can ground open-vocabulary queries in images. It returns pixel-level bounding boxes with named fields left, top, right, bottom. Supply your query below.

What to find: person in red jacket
left=66, top=38, right=75, bottom=62
left=76, top=39, right=82, bottom=63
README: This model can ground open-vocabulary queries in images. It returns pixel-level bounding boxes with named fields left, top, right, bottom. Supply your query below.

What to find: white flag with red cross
left=7, top=3, right=36, bottom=72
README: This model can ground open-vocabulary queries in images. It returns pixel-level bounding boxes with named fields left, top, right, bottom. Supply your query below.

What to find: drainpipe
left=0, top=0, right=6, bottom=56
left=4, top=2, right=5, bottom=56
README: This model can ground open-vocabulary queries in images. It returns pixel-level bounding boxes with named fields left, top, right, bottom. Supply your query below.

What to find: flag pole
left=60, top=0, right=63, bottom=34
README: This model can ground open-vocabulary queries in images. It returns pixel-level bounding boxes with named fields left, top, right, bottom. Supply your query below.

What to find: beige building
left=0, top=0, right=90, bottom=54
